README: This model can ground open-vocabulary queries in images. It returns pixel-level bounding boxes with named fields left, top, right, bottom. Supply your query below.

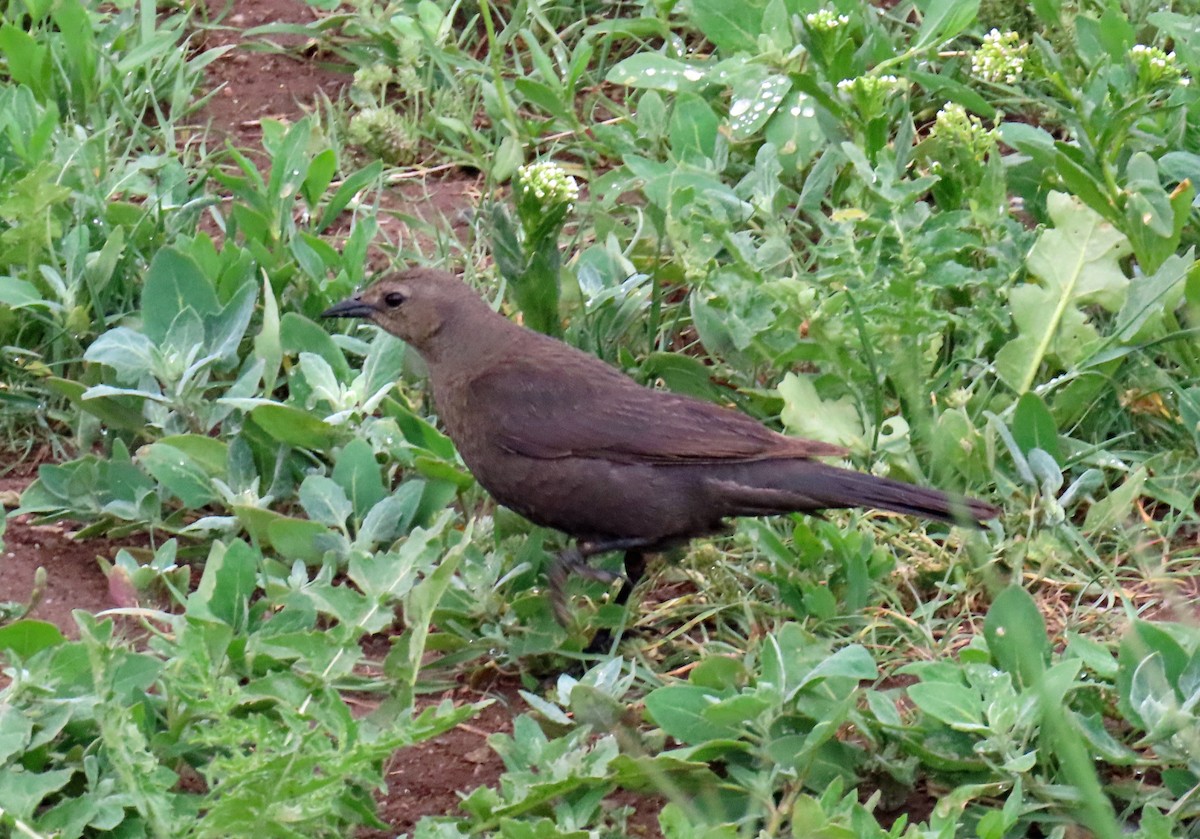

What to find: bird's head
left=321, top=269, right=497, bottom=360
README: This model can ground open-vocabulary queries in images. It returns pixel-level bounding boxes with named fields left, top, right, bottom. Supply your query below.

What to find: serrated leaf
left=778, top=372, right=863, bottom=449
left=996, top=192, right=1131, bottom=393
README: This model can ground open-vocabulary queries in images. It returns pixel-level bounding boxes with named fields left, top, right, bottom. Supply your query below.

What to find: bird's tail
left=716, top=460, right=999, bottom=526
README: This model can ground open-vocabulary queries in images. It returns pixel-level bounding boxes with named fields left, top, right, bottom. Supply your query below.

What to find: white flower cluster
left=931, top=102, right=996, bottom=162
left=517, top=161, right=579, bottom=210
left=1129, top=44, right=1189, bottom=87
left=837, top=74, right=903, bottom=96
left=805, top=8, right=849, bottom=33
left=971, top=29, right=1028, bottom=85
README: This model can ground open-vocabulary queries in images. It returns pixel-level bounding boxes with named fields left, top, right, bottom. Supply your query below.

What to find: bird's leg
left=581, top=550, right=650, bottom=654
left=548, top=538, right=658, bottom=627
left=613, top=550, right=648, bottom=608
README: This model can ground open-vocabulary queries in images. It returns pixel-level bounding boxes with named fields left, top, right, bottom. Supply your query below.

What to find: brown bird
left=322, top=269, right=998, bottom=625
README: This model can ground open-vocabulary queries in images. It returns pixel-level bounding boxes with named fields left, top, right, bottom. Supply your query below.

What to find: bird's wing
left=465, top=359, right=847, bottom=464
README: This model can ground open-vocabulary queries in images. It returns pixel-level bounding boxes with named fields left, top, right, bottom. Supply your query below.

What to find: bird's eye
left=383, top=292, right=406, bottom=308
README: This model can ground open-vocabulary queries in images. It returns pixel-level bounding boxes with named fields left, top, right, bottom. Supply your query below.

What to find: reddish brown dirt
left=1, top=460, right=117, bottom=637
left=196, top=0, right=347, bottom=153
left=1, top=513, right=116, bottom=637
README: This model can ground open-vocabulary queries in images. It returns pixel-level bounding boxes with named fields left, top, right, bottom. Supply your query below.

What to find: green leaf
left=1011, top=392, right=1061, bottom=463
left=141, top=247, right=219, bottom=344
left=907, top=681, right=985, bottom=731
left=355, top=481, right=424, bottom=547
left=299, top=475, right=353, bottom=529
left=156, top=435, right=228, bottom=476
left=690, top=0, right=768, bottom=53
left=912, top=0, right=979, bottom=52
left=764, top=92, right=827, bottom=172
left=984, top=586, right=1050, bottom=689
left=995, top=192, right=1131, bottom=393
left=728, top=73, right=791, bottom=141
left=0, top=619, right=64, bottom=657
left=778, top=372, right=863, bottom=450
left=669, top=93, right=719, bottom=162
left=0, top=276, right=46, bottom=308
left=389, top=513, right=463, bottom=706
left=266, top=517, right=336, bottom=564
left=332, top=439, right=386, bottom=522
left=0, top=768, right=74, bottom=821
left=644, top=685, right=742, bottom=745
left=188, top=539, right=257, bottom=629
left=139, top=442, right=219, bottom=509
left=280, top=312, right=351, bottom=382
left=249, top=403, right=344, bottom=451
left=606, top=54, right=710, bottom=92
left=1111, top=252, right=1191, bottom=344
left=84, top=327, right=157, bottom=381
left=797, top=645, right=878, bottom=693
left=1083, top=467, right=1147, bottom=533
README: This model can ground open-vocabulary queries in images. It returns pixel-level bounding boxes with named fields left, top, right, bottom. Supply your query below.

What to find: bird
left=322, top=268, right=999, bottom=627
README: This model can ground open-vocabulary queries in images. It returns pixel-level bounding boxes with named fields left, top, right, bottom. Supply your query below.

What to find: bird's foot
left=548, top=546, right=626, bottom=626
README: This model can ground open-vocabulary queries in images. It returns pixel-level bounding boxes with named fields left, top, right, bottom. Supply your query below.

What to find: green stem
left=477, top=0, right=520, bottom=137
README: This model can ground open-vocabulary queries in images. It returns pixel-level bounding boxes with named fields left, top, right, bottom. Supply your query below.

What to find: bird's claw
left=548, top=547, right=627, bottom=626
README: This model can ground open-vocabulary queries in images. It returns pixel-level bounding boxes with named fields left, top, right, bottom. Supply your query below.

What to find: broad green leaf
left=606, top=54, right=709, bottom=92
left=764, top=91, right=827, bottom=172
left=0, top=704, right=33, bottom=764
left=141, top=247, right=219, bottom=344
left=299, top=475, right=353, bottom=529
left=249, top=403, right=344, bottom=450
left=0, top=276, right=46, bottom=308
left=385, top=511, right=460, bottom=706
left=1118, top=621, right=1190, bottom=727
left=0, top=768, right=74, bottom=821
left=355, top=481, right=424, bottom=547
left=1112, top=252, right=1192, bottom=343
left=206, top=278, right=257, bottom=364
left=280, top=312, right=351, bottom=382
left=995, top=192, right=1131, bottom=393
left=669, top=93, right=719, bottom=162
left=1012, top=392, right=1061, bottom=463
left=0, top=619, right=64, bottom=657
left=43, top=376, right=146, bottom=431
left=983, top=586, right=1050, bottom=689
left=907, top=681, right=985, bottom=731
left=156, top=435, right=228, bottom=476
left=778, top=372, right=863, bottom=449
left=332, top=438, right=386, bottom=521
left=139, top=443, right=219, bottom=509
left=728, top=73, right=791, bottom=140
left=84, top=327, right=157, bottom=381
left=266, top=517, right=338, bottom=564
left=644, top=685, right=742, bottom=745
left=361, top=330, right=407, bottom=400
left=796, top=645, right=878, bottom=694
left=690, top=0, right=768, bottom=53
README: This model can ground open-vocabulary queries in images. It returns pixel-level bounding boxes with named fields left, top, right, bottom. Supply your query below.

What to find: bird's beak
left=321, top=297, right=377, bottom=319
